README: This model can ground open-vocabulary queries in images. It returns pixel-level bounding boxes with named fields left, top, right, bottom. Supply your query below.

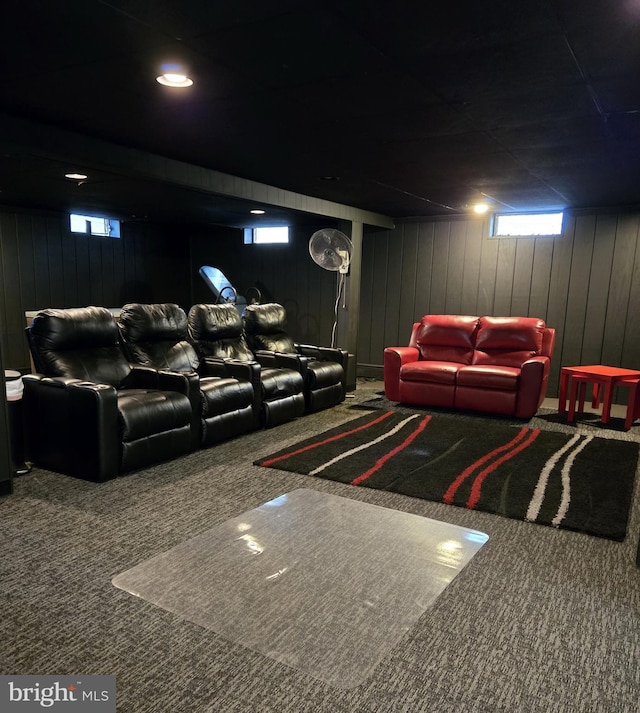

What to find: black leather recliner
left=24, top=306, right=194, bottom=482
left=117, top=303, right=258, bottom=447
left=243, top=303, right=348, bottom=414
left=187, top=303, right=306, bottom=427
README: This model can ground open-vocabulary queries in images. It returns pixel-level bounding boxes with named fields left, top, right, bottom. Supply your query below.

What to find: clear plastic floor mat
left=112, top=488, right=488, bottom=689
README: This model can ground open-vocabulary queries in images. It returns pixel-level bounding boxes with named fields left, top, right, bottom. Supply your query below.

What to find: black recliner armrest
left=295, top=343, right=348, bottom=366
left=253, top=349, right=309, bottom=377
left=200, top=357, right=260, bottom=383
left=23, top=374, right=120, bottom=482
left=199, top=357, right=262, bottom=424
left=124, top=365, right=190, bottom=395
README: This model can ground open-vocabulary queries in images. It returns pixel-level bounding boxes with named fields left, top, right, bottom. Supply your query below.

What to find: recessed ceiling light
left=250, top=209, right=265, bottom=215
left=473, top=202, right=490, bottom=214
left=65, top=172, right=88, bottom=180
left=156, top=72, right=193, bottom=87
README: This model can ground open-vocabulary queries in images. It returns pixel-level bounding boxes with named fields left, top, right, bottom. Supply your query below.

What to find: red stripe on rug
left=442, top=427, right=530, bottom=505
left=351, top=415, right=432, bottom=486
left=466, top=429, right=541, bottom=509
left=259, top=411, right=396, bottom=467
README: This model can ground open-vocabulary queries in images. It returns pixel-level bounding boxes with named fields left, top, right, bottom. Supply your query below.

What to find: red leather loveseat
left=384, top=315, right=555, bottom=419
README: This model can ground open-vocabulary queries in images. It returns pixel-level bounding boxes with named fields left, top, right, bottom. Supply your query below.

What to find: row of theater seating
left=23, top=302, right=348, bottom=482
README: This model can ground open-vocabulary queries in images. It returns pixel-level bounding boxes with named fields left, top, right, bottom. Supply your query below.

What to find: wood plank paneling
left=581, top=214, right=617, bottom=364
left=493, top=239, right=517, bottom=315
left=476, top=226, right=499, bottom=316
left=359, top=209, right=640, bottom=399
left=444, top=221, right=466, bottom=314
left=188, top=223, right=340, bottom=347
left=357, top=229, right=376, bottom=364
left=369, top=231, right=392, bottom=366
left=562, top=215, right=596, bottom=367
left=529, top=238, right=554, bottom=318
left=4, top=202, right=640, bottom=405
left=398, top=224, right=419, bottom=344
left=460, top=220, right=483, bottom=315
left=430, top=222, right=450, bottom=314
left=382, top=227, right=404, bottom=352
left=0, top=208, right=191, bottom=371
left=510, top=239, right=535, bottom=316
left=414, top=222, right=434, bottom=320
left=605, top=215, right=639, bottom=366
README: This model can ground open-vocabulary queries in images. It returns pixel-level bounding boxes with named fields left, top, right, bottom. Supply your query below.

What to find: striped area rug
left=255, top=410, right=640, bottom=540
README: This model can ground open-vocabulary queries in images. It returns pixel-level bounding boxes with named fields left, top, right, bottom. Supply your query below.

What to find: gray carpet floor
left=2, top=379, right=640, bottom=712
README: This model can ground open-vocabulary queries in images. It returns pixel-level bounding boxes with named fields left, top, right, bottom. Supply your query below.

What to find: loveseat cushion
left=457, top=365, right=521, bottom=391
left=472, top=317, right=546, bottom=368
left=400, top=360, right=463, bottom=385
left=413, top=315, right=478, bottom=364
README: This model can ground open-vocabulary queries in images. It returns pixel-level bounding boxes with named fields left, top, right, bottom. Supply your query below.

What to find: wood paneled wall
left=0, top=209, right=191, bottom=371
left=3, top=202, right=639, bottom=401
left=358, top=211, right=640, bottom=397
left=188, top=223, right=341, bottom=346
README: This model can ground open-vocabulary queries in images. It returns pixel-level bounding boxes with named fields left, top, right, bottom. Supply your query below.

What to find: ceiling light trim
left=156, top=73, right=193, bottom=88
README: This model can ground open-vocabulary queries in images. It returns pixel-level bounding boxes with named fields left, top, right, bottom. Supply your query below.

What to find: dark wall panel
left=529, top=239, right=554, bottom=319
left=444, top=221, right=465, bottom=314
left=360, top=209, right=640, bottom=397
left=4, top=200, right=640, bottom=407
left=460, top=220, right=483, bottom=315
left=476, top=227, right=499, bottom=316
left=413, top=223, right=434, bottom=321
left=0, top=208, right=190, bottom=372
left=511, top=239, right=535, bottom=316
left=493, top=239, right=517, bottom=315
left=608, top=215, right=639, bottom=366
left=357, top=227, right=378, bottom=365
left=430, top=222, right=450, bottom=314
left=188, top=222, right=341, bottom=347
left=581, top=214, right=617, bottom=365
left=398, top=224, right=418, bottom=345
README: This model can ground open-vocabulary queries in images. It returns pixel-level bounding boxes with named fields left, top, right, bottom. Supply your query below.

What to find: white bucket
left=5, top=370, right=23, bottom=401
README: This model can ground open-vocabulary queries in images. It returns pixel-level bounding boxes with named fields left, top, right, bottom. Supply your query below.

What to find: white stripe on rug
left=309, top=414, right=421, bottom=476
left=552, top=435, right=594, bottom=527
left=526, top=434, right=593, bottom=524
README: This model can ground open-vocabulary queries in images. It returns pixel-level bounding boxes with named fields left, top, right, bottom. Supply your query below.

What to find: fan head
left=309, top=229, right=353, bottom=272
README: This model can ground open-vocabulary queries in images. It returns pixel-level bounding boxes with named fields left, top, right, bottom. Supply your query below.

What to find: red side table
left=559, top=365, right=640, bottom=429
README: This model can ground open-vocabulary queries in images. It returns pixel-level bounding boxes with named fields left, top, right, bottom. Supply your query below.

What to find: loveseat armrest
left=23, top=374, right=120, bottom=482
left=515, top=356, right=551, bottom=419
left=384, top=346, right=420, bottom=401
left=254, top=349, right=309, bottom=377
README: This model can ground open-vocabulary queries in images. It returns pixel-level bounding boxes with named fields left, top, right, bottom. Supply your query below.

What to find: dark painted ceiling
left=1, top=0, right=640, bottom=227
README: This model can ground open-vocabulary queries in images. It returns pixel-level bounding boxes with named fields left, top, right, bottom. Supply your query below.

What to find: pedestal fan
left=308, top=229, right=353, bottom=347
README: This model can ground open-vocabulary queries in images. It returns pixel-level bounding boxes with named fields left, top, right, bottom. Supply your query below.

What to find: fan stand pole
left=331, top=271, right=346, bottom=349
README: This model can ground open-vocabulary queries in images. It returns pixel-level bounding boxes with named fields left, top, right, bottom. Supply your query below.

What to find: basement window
left=491, top=212, right=563, bottom=238
left=243, top=226, right=289, bottom=244
left=69, top=213, right=121, bottom=238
